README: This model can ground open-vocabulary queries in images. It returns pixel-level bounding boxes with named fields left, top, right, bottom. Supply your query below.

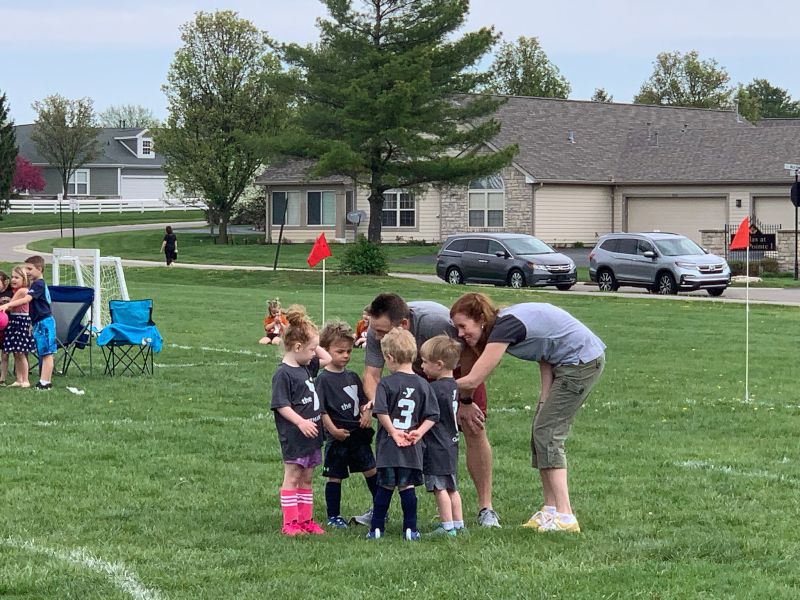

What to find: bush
left=231, top=194, right=265, bottom=230
left=338, top=236, right=388, bottom=275
left=728, top=258, right=780, bottom=277
left=760, top=257, right=780, bottom=274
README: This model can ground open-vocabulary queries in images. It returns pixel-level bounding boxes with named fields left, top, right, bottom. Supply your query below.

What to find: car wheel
left=508, top=269, right=525, bottom=289
left=656, top=272, right=677, bottom=295
left=707, top=288, right=725, bottom=297
left=597, top=269, right=619, bottom=292
left=556, top=284, right=574, bottom=291
left=446, top=267, right=464, bottom=285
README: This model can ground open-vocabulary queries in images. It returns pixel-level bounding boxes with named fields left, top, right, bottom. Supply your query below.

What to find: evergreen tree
left=276, top=0, right=517, bottom=242
left=591, top=88, right=613, bottom=103
left=0, top=93, right=17, bottom=213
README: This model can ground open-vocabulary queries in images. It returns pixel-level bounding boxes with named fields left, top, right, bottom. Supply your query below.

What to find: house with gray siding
left=14, top=125, right=167, bottom=200
left=255, top=96, right=800, bottom=245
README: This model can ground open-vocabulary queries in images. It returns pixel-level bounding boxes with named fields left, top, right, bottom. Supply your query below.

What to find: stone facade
left=700, top=229, right=727, bottom=257
left=777, top=230, right=799, bottom=273
left=439, top=165, right=532, bottom=237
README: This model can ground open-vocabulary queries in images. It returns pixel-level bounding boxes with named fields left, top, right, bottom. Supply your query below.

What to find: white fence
left=5, top=198, right=206, bottom=214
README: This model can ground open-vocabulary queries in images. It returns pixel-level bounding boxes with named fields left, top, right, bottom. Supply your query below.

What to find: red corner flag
left=729, top=217, right=750, bottom=251
left=307, top=233, right=332, bottom=267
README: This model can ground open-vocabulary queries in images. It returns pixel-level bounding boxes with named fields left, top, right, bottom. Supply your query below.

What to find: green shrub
left=338, top=235, right=388, bottom=275
left=573, top=241, right=585, bottom=248
left=760, top=257, right=780, bottom=274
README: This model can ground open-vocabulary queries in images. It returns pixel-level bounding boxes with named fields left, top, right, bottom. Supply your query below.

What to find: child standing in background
left=420, top=335, right=465, bottom=537
left=0, top=271, right=13, bottom=385
left=260, top=298, right=289, bottom=345
left=316, top=321, right=377, bottom=529
left=271, top=305, right=332, bottom=536
left=369, top=328, right=439, bottom=541
left=354, top=306, right=370, bottom=348
left=0, top=266, right=35, bottom=388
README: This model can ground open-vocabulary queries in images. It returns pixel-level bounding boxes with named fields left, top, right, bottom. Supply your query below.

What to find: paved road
left=2, top=223, right=799, bottom=306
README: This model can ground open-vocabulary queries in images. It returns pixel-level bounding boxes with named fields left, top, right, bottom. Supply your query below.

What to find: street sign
left=784, top=163, right=800, bottom=172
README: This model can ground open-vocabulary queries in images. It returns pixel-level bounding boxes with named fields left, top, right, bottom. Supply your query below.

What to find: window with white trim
left=307, top=191, right=336, bottom=226
left=382, top=191, right=415, bottom=227
left=141, top=139, right=152, bottom=155
left=68, top=169, right=90, bottom=196
left=468, top=175, right=504, bottom=227
left=272, top=191, right=301, bottom=226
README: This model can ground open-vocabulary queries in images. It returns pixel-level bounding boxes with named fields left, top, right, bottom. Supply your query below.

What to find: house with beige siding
left=255, top=96, right=800, bottom=246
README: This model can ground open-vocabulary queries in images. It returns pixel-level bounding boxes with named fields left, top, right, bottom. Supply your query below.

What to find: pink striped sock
left=297, top=488, right=313, bottom=523
left=280, top=489, right=298, bottom=526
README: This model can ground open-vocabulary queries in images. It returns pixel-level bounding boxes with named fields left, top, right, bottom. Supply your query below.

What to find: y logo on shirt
left=343, top=384, right=360, bottom=417
left=304, top=379, right=319, bottom=411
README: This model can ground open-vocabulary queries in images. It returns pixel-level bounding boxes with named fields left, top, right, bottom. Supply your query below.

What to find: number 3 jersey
left=271, top=357, right=323, bottom=460
left=373, top=371, right=439, bottom=470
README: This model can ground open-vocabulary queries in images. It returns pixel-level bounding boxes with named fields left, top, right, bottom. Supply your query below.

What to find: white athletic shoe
left=352, top=508, right=374, bottom=526
left=477, top=507, right=501, bottom=528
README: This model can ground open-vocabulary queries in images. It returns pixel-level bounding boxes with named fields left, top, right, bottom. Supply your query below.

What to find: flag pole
left=745, top=242, right=750, bottom=402
left=322, top=258, right=326, bottom=323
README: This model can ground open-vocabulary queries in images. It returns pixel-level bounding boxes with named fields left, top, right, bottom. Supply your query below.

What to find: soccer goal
left=52, top=248, right=129, bottom=331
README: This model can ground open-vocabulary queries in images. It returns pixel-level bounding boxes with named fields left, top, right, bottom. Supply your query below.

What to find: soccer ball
left=0, top=311, right=8, bottom=330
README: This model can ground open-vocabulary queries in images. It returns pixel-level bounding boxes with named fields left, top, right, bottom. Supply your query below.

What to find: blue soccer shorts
left=33, top=316, right=57, bottom=357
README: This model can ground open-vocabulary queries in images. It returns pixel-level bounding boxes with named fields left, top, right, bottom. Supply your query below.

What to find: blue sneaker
left=327, top=516, right=349, bottom=529
left=366, top=528, right=382, bottom=540
left=428, top=525, right=457, bottom=538
left=404, top=528, right=421, bottom=541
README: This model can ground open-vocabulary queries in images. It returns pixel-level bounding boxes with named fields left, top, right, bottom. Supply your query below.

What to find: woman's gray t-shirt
left=487, top=303, right=605, bottom=365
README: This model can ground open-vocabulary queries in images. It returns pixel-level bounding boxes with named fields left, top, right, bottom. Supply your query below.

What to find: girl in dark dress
left=160, top=226, right=178, bottom=266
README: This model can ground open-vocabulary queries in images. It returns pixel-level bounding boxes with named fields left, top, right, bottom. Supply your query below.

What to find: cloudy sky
left=2, top=0, right=797, bottom=124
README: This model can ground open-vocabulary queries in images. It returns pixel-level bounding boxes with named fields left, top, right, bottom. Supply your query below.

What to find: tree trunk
left=218, top=212, right=229, bottom=244
left=367, top=190, right=384, bottom=244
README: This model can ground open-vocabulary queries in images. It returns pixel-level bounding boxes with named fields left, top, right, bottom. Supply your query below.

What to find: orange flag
left=307, top=233, right=332, bottom=267
left=729, top=217, right=750, bottom=251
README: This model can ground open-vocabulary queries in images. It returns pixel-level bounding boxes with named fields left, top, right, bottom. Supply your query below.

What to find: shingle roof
left=255, top=158, right=352, bottom=185
left=756, top=118, right=800, bottom=127
left=14, top=124, right=164, bottom=168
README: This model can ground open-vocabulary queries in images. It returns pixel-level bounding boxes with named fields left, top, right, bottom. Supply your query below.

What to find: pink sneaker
left=301, top=520, right=325, bottom=535
left=281, top=522, right=306, bottom=536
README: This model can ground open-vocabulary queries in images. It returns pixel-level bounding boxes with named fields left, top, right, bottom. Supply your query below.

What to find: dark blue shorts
left=322, top=430, right=376, bottom=479
left=376, top=467, right=423, bottom=489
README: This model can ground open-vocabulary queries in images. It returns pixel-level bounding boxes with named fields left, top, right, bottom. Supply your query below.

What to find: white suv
left=589, top=232, right=731, bottom=296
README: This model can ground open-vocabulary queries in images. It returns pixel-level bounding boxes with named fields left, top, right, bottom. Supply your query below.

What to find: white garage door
left=627, top=197, right=726, bottom=243
left=753, top=196, right=796, bottom=228
left=120, top=176, right=167, bottom=200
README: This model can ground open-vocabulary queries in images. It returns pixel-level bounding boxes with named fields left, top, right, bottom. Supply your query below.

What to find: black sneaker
left=35, top=382, right=52, bottom=390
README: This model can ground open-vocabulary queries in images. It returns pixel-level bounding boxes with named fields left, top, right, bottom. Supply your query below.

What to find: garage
left=753, top=196, right=797, bottom=228
left=120, top=176, right=167, bottom=200
left=626, top=197, right=727, bottom=243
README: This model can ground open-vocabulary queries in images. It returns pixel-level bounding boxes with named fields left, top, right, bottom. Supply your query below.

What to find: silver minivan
left=436, top=233, right=577, bottom=290
left=589, top=232, right=731, bottom=295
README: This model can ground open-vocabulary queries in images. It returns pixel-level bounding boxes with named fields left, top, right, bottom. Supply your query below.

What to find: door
left=611, top=238, right=640, bottom=282
left=477, top=240, right=510, bottom=283
left=120, top=176, right=167, bottom=200
left=461, top=238, right=489, bottom=282
left=627, top=197, right=726, bottom=243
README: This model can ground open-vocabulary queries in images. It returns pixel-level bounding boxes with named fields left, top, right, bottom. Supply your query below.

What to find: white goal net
left=52, top=248, right=130, bottom=331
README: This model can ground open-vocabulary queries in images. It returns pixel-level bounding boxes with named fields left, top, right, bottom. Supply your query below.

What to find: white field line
left=674, top=460, right=799, bottom=486
left=154, top=362, right=240, bottom=368
left=0, top=413, right=270, bottom=429
left=167, top=343, right=266, bottom=357
left=1, top=537, right=163, bottom=600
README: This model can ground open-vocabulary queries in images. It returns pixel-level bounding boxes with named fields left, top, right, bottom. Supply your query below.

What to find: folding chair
left=49, top=285, right=95, bottom=376
left=97, top=299, right=163, bottom=376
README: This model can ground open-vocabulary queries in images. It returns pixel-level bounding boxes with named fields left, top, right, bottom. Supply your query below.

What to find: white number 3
left=392, top=399, right=416, bottom=430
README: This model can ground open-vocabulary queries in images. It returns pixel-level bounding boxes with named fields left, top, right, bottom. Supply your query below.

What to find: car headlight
left=526, top=261, right=546, bottom=271
left=674, top=261, right=698, bottom=269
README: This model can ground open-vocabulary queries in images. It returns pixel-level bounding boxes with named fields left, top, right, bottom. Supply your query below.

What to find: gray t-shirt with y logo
left=271, top=357, right=323, bottom=460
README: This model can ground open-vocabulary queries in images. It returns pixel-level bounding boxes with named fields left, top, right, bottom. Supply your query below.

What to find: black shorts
left=376, top=467, right=423, bottom=489
left=322, top=432, right=376, bottom=479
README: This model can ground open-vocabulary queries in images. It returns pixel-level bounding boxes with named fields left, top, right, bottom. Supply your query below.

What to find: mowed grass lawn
left=1, top=267, right=799, bottom=599
left=29, top=230, right=440, bottom=274
left=0, top=211, right=206, bottom=232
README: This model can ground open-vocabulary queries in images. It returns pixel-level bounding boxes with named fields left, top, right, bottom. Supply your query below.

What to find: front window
left=272, top=191, right=301, bottom=226
left=141, top=139, right=152, bottom=155
left=468, top=176, right=504, bottom=227
left=655, top=237, right=704, bottom=256
left=68, top=169, right=89, bottom=195
left=504, top=237, right=554, bottom=255
left=382, top=191, right=415, bottom=227
left=307, top=191, right=336, bottom=226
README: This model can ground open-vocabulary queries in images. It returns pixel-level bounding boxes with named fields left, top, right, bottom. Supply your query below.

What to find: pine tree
left=276, top=0, right=517, bottom=242
left=0, top=93, right=17, bottom=213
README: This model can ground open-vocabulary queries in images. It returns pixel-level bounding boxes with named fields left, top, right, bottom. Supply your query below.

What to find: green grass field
left=0, top=211, right=206, bottom=232
left=1, top=267, right=799, bottom=599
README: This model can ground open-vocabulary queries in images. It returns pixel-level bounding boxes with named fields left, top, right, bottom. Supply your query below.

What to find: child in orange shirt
left=354, top=305, right=370, bottom=348
left=260, top=298, right=289, bottom=345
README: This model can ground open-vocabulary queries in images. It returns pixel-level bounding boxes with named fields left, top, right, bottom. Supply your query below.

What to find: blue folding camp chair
left=97, top=299, right=163, bottom=376
left=49, top=285, right=95, bottom=376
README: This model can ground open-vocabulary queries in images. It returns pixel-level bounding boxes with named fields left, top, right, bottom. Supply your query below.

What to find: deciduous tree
left=489, top=36, right=570, bottom=99
left=634, top=50, right=732, bottom=109
left=12, top=156, right=46, bottom=193
left=591, top=88, right=613, bottom=103
left=31, top=95, right=101, bottom=233
left=0, top=93, right=17, bottom=212
left=99, top=104, right=160, bottom=128
left=277, top=0, right=517, bottom=242
left=741, top=78, right=800, bottom=121
left=155, top=10, right=288, bottom=243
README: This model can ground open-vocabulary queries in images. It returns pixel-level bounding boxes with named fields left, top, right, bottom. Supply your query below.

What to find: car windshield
left=503, top=237, right=554, bottom=255
left=654, top=237, right=705, bottom=256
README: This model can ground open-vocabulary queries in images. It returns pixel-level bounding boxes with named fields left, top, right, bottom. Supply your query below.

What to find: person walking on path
left=450, top=292, right=605, bottom=533
left=361, top=293, right=500, bottom=528
left=160, top=226, right=178, bottom=266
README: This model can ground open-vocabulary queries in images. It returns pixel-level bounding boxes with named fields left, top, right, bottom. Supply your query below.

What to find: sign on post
left=784, top=163, right=800, bottom=172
